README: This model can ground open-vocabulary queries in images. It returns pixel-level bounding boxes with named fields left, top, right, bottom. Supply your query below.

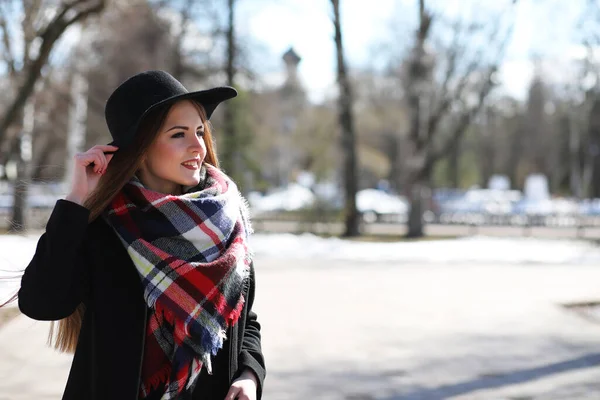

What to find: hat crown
left=105, top=70, right=189, bottom=142
left=103, top=70, right=237, bottom=150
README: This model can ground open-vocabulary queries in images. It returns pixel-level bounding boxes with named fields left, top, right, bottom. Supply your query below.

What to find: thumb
left=224, top=385, right=240, bottom=400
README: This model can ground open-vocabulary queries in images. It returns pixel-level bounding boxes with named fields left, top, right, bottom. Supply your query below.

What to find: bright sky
left=237, top=0, right=587, bottom=103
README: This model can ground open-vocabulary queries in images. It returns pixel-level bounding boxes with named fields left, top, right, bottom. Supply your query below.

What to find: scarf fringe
left=141, top=364, right=171, bottom=397
left=228, top=294, right=246, bottom=326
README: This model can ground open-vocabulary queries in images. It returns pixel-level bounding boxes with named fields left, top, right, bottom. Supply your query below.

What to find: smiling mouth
left=181, top=160, right=200, bottom=170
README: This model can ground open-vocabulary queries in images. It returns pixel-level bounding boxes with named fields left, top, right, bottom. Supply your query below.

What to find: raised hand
left=65, top=145, right=119, bottom=206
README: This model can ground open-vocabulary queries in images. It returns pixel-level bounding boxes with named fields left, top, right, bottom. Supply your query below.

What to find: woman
left=17, top=71, right=265, bottom=400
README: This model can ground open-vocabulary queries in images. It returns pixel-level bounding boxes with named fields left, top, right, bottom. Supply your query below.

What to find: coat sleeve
left=18, top=199, right=92, bottom=321
left=234, top=262, right=266, bottom=399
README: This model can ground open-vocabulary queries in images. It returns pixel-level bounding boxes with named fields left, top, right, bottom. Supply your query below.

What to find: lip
left=181, top=158, right=201, bottom=170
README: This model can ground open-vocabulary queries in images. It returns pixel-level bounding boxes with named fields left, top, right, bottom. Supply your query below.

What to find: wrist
left=65, top=193, right=85, bottom=205
left=240, top=368, right=258, bottom=384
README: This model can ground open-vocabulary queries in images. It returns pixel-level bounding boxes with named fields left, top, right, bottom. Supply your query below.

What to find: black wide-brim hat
left=104, top=70, right=237, bottom=151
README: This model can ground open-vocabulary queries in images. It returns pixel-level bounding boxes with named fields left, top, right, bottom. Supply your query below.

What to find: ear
left=136, top=157, right=147, bottom=177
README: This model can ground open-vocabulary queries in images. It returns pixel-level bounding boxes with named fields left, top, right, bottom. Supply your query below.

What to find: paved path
left=2, top=257, right=600, bottom=399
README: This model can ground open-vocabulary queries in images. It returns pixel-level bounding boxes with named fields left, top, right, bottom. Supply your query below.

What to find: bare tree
left=149, top=0, right=224, bottom=82
left=0, top=0, right=106, bottom=150
left=352, top=68, right=408, bottom=191
left=579, top=0, right=600, bottom=198
left=0, top=0, right=106, bottom=232
left=403, top=0, right=516, bottom=237
left=524, top=73, right=548, bottom=174
left=331, top=0, right=360, bottom=237
left=403, top=0, right=434, bottom=238
left=221, top=0, right=240, bottom=182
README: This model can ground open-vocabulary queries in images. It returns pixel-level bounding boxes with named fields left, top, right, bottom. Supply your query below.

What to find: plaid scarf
left=103, top=164, right=252, bottom=399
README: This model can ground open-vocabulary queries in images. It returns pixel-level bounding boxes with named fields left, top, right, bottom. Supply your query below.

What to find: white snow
left=0, top=234, right=41, bottom=306
left=249, top=186, right=409, bottom=216
left=355, top=189, right=409, bottom=215
left=249, top=234, right=600, bottom=265
left=3, top=232, right=600, bottom=304
left=248, top=184, right=316, bottom=212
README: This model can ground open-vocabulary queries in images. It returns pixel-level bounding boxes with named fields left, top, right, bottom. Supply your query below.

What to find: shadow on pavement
left=381, top=352, right=600, bottom=400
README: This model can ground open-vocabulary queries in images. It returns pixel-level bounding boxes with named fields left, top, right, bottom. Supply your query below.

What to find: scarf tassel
left=228, top=295, right=246, bottom=326
left=141, top=364, right=171, bottom=395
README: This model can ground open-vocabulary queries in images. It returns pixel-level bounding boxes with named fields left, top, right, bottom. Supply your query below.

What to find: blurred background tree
left=0, top=0, right=599, bottom=238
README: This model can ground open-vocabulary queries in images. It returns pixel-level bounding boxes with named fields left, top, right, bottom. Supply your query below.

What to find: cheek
left=148, top=142, right=182, bottom=170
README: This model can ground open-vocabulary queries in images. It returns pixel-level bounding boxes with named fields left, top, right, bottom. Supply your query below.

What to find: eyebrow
left=166, top=124, right=204, bottom=132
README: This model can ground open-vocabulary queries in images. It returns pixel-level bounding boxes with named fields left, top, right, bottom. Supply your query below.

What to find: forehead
left=164, top=100, right=204, bottom=123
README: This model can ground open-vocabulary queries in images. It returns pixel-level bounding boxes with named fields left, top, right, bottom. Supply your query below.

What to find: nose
left=187, top=134, right=204, bottom=153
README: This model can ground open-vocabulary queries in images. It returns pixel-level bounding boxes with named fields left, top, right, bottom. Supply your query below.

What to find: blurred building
left=251, top=47, right=308, bottom=189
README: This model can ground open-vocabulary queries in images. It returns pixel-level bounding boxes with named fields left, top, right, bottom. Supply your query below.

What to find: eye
left=171, top=132, right=185, bottom=138
left=196, top=130, right=205, bottom=137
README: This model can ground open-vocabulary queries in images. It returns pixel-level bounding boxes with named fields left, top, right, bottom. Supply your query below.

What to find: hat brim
left=107, top=86, right=237, bottom=149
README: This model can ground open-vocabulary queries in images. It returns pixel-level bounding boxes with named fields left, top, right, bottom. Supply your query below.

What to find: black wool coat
left=18, top=200, right=266, bottom=400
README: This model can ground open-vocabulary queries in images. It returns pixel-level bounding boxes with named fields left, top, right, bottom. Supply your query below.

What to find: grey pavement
left=1, top=257, right=600, bottom=399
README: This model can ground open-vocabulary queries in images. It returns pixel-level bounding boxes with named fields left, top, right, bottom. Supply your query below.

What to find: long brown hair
left=47, top=100, right=219, bottom=353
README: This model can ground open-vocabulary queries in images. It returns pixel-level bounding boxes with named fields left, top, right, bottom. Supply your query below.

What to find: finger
left=75, top=152, right=96, bottom=167
left=91, top=144, right=119, bottom=152
left=83, top=151, right=104, bottom=173
left=224, top=386, right=240, bottom=400
left=90, top=154, right=104, bottom=173
left=91, top=145, right=119, bottom=156
left=89, top=149, right=108, bottom=172
left=105, top=153, right=115, bottom=165
left=78, top=152, right=103, bottom=173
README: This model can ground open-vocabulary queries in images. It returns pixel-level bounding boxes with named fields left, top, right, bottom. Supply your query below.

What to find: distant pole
left=569, top=112, right=581, bottom=199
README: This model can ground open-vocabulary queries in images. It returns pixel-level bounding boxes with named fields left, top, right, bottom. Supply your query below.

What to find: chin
left=178, top=175, right=201, bottom=187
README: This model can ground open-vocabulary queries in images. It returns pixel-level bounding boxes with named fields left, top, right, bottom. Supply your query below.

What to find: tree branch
left=426, top=20, right=495, bottom=146
left=0, top=0, right=105, bottom=149
left=426, top=67, right=497, bottom=170
left=22, top=0, right=44, bottom=65
left=0, top=7, right=16, bottom=77
left=409, top=0, right=517, bottom=183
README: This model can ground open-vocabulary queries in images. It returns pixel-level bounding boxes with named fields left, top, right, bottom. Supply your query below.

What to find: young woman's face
left=138, top=100, right=206, bottom=194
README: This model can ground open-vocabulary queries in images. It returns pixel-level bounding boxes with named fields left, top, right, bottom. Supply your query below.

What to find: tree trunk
left=10, top=157, right=28, bottom=232
left=569, top=114, right=582, bottom=198
left=222, top=0, right=239, bottom=182
left=592, top=151, right=600, bottom=199
left=507, top=124, right=521, bottom=189
left=448, top=141, right=459, bottom=188
left=9, top=100, right=33, bottom=233
left=407, top=181, right=425, bottom=237
left=403, top=0, right=430, bottom=238
left=406, top=91, right=425, bottom=238
left=331, top=0, right=360, bottom=237
left=65, top=71, right=88, bottom=185
left=386, top=134, right=402, bottom=192
left=479, top=133, right=492, bottom=188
